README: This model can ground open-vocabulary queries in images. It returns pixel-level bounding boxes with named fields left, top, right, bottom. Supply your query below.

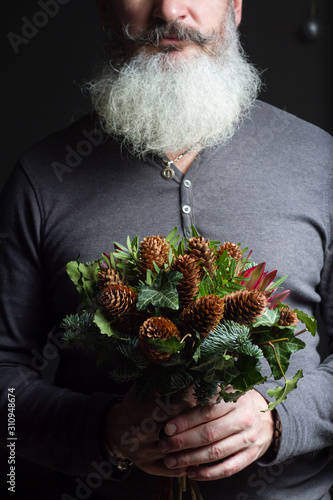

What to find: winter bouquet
left=62, top=227, right=316, bottom=409
left=62, top=227, right=316, bottom=500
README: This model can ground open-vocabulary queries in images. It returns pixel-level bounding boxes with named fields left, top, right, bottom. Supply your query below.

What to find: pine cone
left=99, top=284, right=138, bottom=320
left=97, top=267, right=125, bottom=288
left=138, top=235, right=171, bottom=277
left=186, top=236, right=216, bottom=277
left=118, top=312, right=145, bottom=336
left=139, top=317, right=181, bottom=363
left=180, top=294, right=224, bottom=339
left=222, top=290, right=267, bottom=325
left=278, top=307, right=299, bottom=326
left=171, top=254, right=201, bottom=306
left=217, top=242, right=243, bottom=262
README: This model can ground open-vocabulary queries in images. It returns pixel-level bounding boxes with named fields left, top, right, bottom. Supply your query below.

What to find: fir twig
left=201, top=321, right=263, bottom=360
left=61, top=313, right=111, bottom=350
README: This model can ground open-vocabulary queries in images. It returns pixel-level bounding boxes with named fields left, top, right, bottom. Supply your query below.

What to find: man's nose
left=152, top=0, right=189, bottom=23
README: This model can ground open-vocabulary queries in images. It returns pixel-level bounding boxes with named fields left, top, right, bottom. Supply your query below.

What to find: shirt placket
left=180, top=177, right=194, bottom=237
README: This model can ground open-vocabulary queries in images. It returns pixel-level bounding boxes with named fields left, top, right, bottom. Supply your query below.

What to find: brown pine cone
left=171, top=254, right=201, bottom=306
left=139, top=317, right=181, bottom=363
left=97, top=267, right=125, bottom=289
left=217, top=242, right=243, bottom=262
left=138, top=235, right=171, bottom=276
left=180, top=294, right=224, bottom=339
left=99, top=284, right=138, bottom=320
left=278, top=307, right=299, bottom=326
left=222, top=289, right=267, bottom=325
left=186, top=236, right=216, bottom=277
left=118, top=312, right=145, bottom=336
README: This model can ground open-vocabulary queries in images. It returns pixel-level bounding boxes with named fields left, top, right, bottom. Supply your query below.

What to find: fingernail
left=165, top=423, right=177, bottom=435
left=187, top=470, right=197, bottom=479
left=165, top=456, right=177, bottom=468
left=159, top=440, right=170, bottom=453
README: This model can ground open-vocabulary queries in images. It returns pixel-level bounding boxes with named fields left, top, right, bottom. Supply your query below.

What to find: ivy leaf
left=136, top=270, right=182, bottom=311
left=232, top=355, right=266, bottom=392
left=147, top=336, right=185, bottom=354
left=267, top=369, right=303, bottom=411
left=217, top=390, right=244, bottom=403
left=258, top=332, right=306, bottom=379
left=252, top=308, right=280, bottom=328
left=294, top=309, right=317, bottom=337
left=66, top=258, right=99, bottom=306
left=94, top=310, right=122, bottom=338
left=190, top=354, right=238, bottom=385
left=192, top=332, right=202, bottom=363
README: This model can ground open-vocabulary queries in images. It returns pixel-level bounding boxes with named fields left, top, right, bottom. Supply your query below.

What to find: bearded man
left=0, top=1, right=332, bottom=499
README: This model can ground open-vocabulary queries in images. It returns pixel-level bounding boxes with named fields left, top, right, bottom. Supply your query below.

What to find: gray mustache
left=123, top=22, right=217, bottom=47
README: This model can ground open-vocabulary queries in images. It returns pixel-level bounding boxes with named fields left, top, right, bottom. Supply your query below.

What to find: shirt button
left=184, top=180, right=191, bottom=188
left=182, top=205, right=191, bottom=214
left=161, top=167, right=175, bottom=180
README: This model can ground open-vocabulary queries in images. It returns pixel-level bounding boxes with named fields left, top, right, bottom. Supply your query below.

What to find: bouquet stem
left=156, top=477, right=203, bottom=500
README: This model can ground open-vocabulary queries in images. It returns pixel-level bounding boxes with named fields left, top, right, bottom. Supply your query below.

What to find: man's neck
left=165, top=151, right=199, bottom=175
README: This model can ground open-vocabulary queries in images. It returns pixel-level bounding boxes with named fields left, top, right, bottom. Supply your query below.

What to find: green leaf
left=268, top=275, right=288, bottom=289
left=232, top=356, right=266, bottom=392
left=114, top=242, right=129, bottom=253
left=252, top=308, right=280, bottom=328
left=294, top=309, right=317, bottom=336
left=267, top=369, right=303, bottom=410
left=192, top=331, right=202, bottom=363
left=190, top=226, right=200, bottom=238
left=217, top=389, right=244, bottom=404
left=191, top=354, right=238, bottom=385
left=168, top=248, right=174, bottom=267
left=127, top=235, right=132, bottom=253
left=147, top=336, right=185, bottom=354
left=166, top=227, right=179, bottom=244
left=66, top=260, right=82, bottom=288
left=136, top=270, right=182, bottom=311
left=93, top=310, right=122, bottom=338
left=66, top=258, right=100, bottom=307
left=258, top=332, right=306, bottom=379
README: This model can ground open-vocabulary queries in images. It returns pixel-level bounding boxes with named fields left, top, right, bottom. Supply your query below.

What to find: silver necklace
left=161, top=147, right=192, bottom=180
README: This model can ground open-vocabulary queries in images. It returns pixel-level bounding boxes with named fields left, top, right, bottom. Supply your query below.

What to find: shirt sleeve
left=256, top=170, right=333, bottom=466
left=0, top=163, right=122, bottom=477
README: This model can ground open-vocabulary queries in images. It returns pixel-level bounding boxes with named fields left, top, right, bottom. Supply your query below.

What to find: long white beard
left=87, top=13, right=261, bottom=157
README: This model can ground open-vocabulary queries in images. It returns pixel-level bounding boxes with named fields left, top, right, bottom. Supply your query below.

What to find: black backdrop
left=0, top=1, right=333, bottom=498
left=1, top=0, right=332, bottom=191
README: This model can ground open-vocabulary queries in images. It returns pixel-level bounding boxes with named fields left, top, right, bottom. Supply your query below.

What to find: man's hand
left=104, top=385, right=191, bottom=477
left=158, top=389, right=275, bottom=481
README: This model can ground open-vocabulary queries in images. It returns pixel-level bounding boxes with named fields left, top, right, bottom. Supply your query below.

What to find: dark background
left=0, top=1, right=332, bottom=498
left=1, top=0, right=333, bottom=193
